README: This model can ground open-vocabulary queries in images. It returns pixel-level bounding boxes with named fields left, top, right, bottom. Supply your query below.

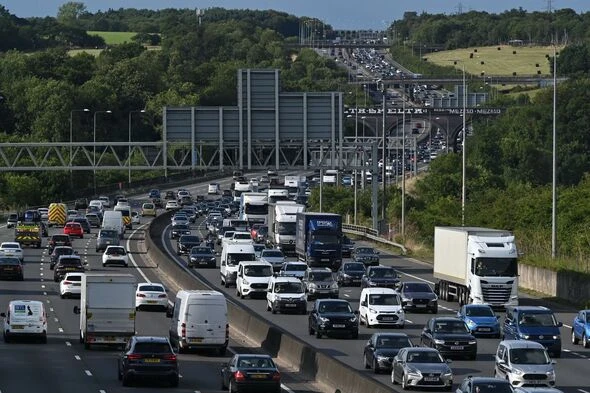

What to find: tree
left=57, top=2, right=87, bottom=26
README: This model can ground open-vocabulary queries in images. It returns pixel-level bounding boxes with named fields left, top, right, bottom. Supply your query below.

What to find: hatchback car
left=53, top=255, right=84, bottom=282
left=64, top=222, right=84, bottom=239
left=457, top=304, right=501, bottom=337
left=187, top=246, right=216, bottom=268
left=391, top=347, right=453, bottom=390
left=494, top=340, right=556, bottom=387
left=0, top=257, right=24, bottom=281
left=135, top=282, right=168, bottom=311
left=59, top=272, right=84, bottom=298
left=399, top=281, right=438, bottom=313
left=102, top=246, right=129, bottom=267
left=220, top=354, right=281, bottom=393
left=0, top=242, right=24, bottom=262
left=72, top=217, right=91, bottom=234
left=177, top=235, right=202, bottom=256
left=95, top=229, right=119, bottom=252
left=47, top=234, right=72, bottom=254
left=502, top=306, right=563, bottom=358
left=420, top=317, right=477, bottom=360
left=165, top=200, right=179, bottom=210
left=363, top=332, right=413, bottom=374
left=49, top=246, right=76, bottom=270
left=361, top=265, right=400, bottom=289
left=336, top=261, right=366, bottom=287
left=456, top=376, right=516, bottom=393
left=571, top=309, right=590, bottom=348
left=308, top=299, right=359, bottom=339
left=352, top=246, right=380, bottom=266
left=170, top=223, right=191, bottom=239
left=118, top=336, right=179, bottom=387
left=6, top=213, right=18, bottom=228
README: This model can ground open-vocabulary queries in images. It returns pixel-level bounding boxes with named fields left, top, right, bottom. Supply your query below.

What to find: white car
left=59, top=272, right=84, bottom=298
left=37, top=208, right=49, bottom=221
left=171, top=213, right=189, bottom=226
left=208, top=183, right=220, bottom=194
left=131, top=211, right=140, bottom=225
left=135, top=282, right=168, bottom=311
left=101, top=245, right=129, bottom=267
left=67, top=209, right=79, bottom=221
left=165, top=200, right=179, bottom=210
left=0, top=242, right=24, bottom=262
left=98, top=196, right=111, bottom=208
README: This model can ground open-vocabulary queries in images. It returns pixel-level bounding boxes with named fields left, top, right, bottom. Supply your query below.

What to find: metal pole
left=401, top=86, right=406, bottom=238
left=551, top=44, right=557, bottom=258
left=319, top=168, right=323, bottom=212
left=93, top=110, right=111, bottom=195
left=381, top=82, right=386, bottom=220
left=461, top=63, right=466, bottom=226
left=128, top=109, right=145, bottom=185
left=354, top=98, right=358, bottom=225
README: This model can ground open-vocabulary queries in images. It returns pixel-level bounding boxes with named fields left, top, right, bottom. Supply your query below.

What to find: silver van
left=494, top=340, right=556, bottom=387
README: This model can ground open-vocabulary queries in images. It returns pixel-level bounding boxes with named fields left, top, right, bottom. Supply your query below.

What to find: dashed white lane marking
left=343, top=293, right=350, bottom=298
left=406, top=319, right=414, bottom=324
left=50, top=307, right=54, bottom=312
left=43, top=292, right=47, bottom=296
left=40, top=273, right=43, bottom=276
left=66, top=341, right=71, bottom=346
left=99, top=390, right=106, bottom=393
left=84, top=370, right=92, bottom=376
left=58, top=328, right=63, bottom=333
left=53, top=317, right=58, bottom=322
left=578, top=390, right=590, bottom=393
left=41, top=285, right=45, bottom=289
left=74, top=355, right=81, bottom=360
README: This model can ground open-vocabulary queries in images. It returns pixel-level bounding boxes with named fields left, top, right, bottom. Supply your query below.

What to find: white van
left=358, top=287, right=405, bottom=328
left=266, top=276, right=307, bottom=314
left=236, top=260, right=273, bottom=299
left=167, top=290, right=228, bottom=355
left=102, top=210, right=124, bottom=239
left=220, top=244, right=256, bottom=288
left=1, top=300, right=47, bottom=343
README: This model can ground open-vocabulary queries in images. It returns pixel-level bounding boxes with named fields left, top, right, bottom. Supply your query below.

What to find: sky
left=2, top=0, right=590, bottom=30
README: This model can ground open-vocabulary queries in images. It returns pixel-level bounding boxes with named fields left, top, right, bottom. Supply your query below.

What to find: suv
left=302, top=267, right=339, bottom=301
left=266, top=276, right=307, bottom=315
left=96, top=229, right=120, bottom=252
left=53, top=255, right=85, bottom=282
left=6, top=213, right=18, bottom=229
left=456, top=376, right=515, bottom=393
left=502, top=306, right=563, bottom=358
left=361, top=265, right=400, bottom=289
left=308, top=299, right=359, bottom=339
left=118, top=336, right=179, bottom=387
left=49, top=246, right=76, bottom=270
left=74, top=198, right=88, bottom=210
left=494, top=340, right=556, bottom=387
left=47, top=234, right=72, bottom=254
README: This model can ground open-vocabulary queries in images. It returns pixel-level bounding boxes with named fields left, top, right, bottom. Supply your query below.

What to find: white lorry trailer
left=74, top=273, right=137, bottom=349
left=239, top=192, right=268, bottom=224
left=433, top=226, right=519, bottom=308
left=267, top=201, right=305, bottom=255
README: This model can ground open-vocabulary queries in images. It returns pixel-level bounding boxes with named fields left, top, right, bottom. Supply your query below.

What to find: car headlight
left=368, top=308, right=378, bottom=314
left=407, top=369, right=422, bottom=379
left=319, top=317, right=330, bottom=323
left=308, top=283, right=317, bottom=289
left=513, top=368, right=524, bottom=376
left=434, top=339, right=445, bottom=345
left=369, top=281, right=378, bottom=286
left=242, top=279, right=249, bottom=285
left=441, top=370, right=453, bottom=377
left=465, top=319, right=476, bottom=328
left=377, top=355, right=390, bottom=361
left=349, top=316, right=357, bottom=323
left=546, top=370, right=555, bottom=377
left=552, top=335, right=559, bottom=340
left=210, top=257, right=216, bottom=261
left=468, top=340, right=477, bottom=345
left=331, top=283, right=339, bottom=289
left=342, top=273, right=350, bottom=278
left=519, top=333, right=530, bottom=340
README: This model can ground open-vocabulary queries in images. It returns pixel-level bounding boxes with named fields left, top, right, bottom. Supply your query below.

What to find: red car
left=64, top=222, right=84, bottom=239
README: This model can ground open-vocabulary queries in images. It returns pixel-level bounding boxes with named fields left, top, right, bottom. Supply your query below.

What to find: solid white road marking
left=85, top=370, right=92, bottom=376
left=66, top=341, right=71, bottom=346
left=58, top=328, right=63, bottom=333
left=578, top=390, right=590, bottom=393
left=75, top=355, right=81, bottom=360
left=281, top=383, right=296, bottom=393
left=54, top=318, right=58, bottom=322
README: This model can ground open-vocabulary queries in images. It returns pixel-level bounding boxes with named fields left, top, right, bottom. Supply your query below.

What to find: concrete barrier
left=518, top=263, right=590, bottom=306
left=145, top=212, right=395, bottom=393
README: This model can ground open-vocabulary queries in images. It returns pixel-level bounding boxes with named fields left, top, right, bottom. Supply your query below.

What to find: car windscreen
left=133, top=342, right=172, bottom=354
left=318, top=301, right=352, bottom=313
left=191, top=247, right=212, bottom=255
left=369, top=268, right=396, bottom=278
left=100, top=230, right=118, bottom=238
left=65, top=275, right=82, bottom=282
left=343, top=263, right=365, bottom=272
left=509, top=348, right=551, bottom=364
left=105, top=247, right=125, bottom=255
left=275, top=282, right=304, bottom=293
left=309, top=272, right=333, bottom=281
left=180, top=236, right=200, bottom=243
left=403, top=283, right=432, bottom=292
left=369, top=294, right=400, bottom=306
left=376, top=336, right=413, bottom=348
left=59, top=258, right=81, bottom=266
left=434, top=320, right=469, bottom=334
left=138, top=285, right=165, bottom=292
left=407, top=351, right=443, bottom=363
left=286, top=264, right=307, bottom=271
left=472, top=382, right=513, bottom=393
left=465, top=306, right=494, bottom=317
left=244, top=265, right=272, bottom=277
left=262, top=251, right=283, bottom=258
left=0, top=257, right=20, bottom=265
left=227, top=253, right=256, bottom=265
left=519, top=312, right=558, bottom=327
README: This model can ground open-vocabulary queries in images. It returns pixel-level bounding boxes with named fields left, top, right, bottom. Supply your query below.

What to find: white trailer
left=74, top=273, right=137, bottom=349
left=239, top=192, right=268, bottom=224
left=433, top=226, right=519, bottom=308
left=267, top=201, right=305, bottom=255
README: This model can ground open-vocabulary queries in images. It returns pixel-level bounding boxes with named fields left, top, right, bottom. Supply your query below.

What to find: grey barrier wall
left=145, top=211, right=396, bottom=393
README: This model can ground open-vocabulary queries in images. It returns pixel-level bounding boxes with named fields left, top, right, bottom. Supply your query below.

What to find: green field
left=425, top=45, right=562, bottom=77
left=88, top=31, right=136, bottom=45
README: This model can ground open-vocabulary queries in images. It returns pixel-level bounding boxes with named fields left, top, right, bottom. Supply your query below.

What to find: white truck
left=74, top=273, right=137, bottom=349
left=284, top=175, right=306, bottom=196
left=233, top=180, right=251, bottom=202
left=267, top=187, right=290, bottom=204
left=433, top=226, right=519, bottom=308
left=267, top=201, right=305, bottom=255
left=239, top=192, right=268, bottom=224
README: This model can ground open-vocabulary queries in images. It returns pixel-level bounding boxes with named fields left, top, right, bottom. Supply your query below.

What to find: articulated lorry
left=239, top=192, right=268, bottom=224
left=295, top=212, right=342, bottom=270
left=267, top=201, right=305, bottom=255
left=74, top=273, right=137, bottom=349
left=433, top=226, right=519, bottom=308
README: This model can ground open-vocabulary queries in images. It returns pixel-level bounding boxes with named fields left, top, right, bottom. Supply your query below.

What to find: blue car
left=456, top=304, right=501, bottom=338
left=502, top=306, right=563, bottom=358
left=571, top=309, right=590, bottom=348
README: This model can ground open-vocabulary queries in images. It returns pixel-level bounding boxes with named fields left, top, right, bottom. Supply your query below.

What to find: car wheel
left=372, top=358, right=380, bottom=373
left=401, top=373, right=409, bottom=390
left=364, top=353, right=371, bottom=369
left=572, top=329, right=579, bottom=345
left=271, top=305, right=277, bottom=314
left=584, top=333, right=590, bottom=349
left=316, top=329, right=322, bottom=339
left=3, top=333, right=10, bottom=343
left=41, top=334, right=47, bottom=344
left=122, top=372, right=132, bottom=387
left=308, top=324, right=314, bottom=335
left=392, top=370, right=397, bottom=384
left=60, top=293, right=65, bottom=299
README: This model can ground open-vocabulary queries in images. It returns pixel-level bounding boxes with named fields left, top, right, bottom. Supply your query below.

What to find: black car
left=176, top=235, right=202, bottom=255
left=456, top=376, right=514, bottom=393
left=361, top=265, right=400, bottom=289
left=220, top=354, right=281, bottom=393
left=165, top=190, right=175, bottom=200
left=39, top=221, right=49, bottom=237
left=74, top=198, right=88, bottom=210
left=47, top=234, right=72, bottom=254
left=420, top=317, right=477, bottom=360
left=53, top=255, right=84, bottom=282
left=73, top=217, right=91, bottom=234
left=187, top=246, right=216, bottom=268
left=308, top=299, right=359, bottom=339
left=0, top=257, right=24, bottom=280
left=85, top=213, right=101, bottom=228
left=399, top=281, right=438, bottom=313
left=341, top=235, right=355, bottom=258
left=118, top=336, right=179, bottom=387
left=363, top=332, right=413, bottom=374
left=170, top=223, right=191, bottom=239
left=352, top=246, right=380, bottom=266
left=336, top=261, right=366, bottom=287
left=49, top=246, right=76, bottom=269
left=152, top=197, right=164, bottom=208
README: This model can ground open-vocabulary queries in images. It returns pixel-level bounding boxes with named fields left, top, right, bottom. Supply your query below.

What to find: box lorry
left=239, top=192, right=268, bottom=224
left=267, top=187, right=290, bottom=204
left=267, top=201, right=305, bottom=255
left=295, top=212, right=342, bottom=270
left=433, top=226, right=519, bottom=308
left=74, top=273, right=137, bottom=349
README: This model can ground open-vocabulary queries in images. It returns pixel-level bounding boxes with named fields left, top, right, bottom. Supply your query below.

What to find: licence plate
left=478, top=327, right=491, bottom=332
left=321, top=258, right=330, bottom=261
left=147, top=301, right=157, bottom=304
left=382, top=317, right=395, bottom=321
left=333, top=324, right=345, bottom=328
left=285, top=304, right=296, bottom=307
left=415, top=304, right=427, bottom=307
left=451, top=346, right=464, bottom=350
left=11, top=325, right=23, bottom=329
left=143, top=358, right=160, bottom=363
left=189, top=338, right=202, bottom=343
left=4, top=267, right=13, bottom=271
left=424, top=377, right=439, bottom=382
left=250, top=374, right=267, bottom=379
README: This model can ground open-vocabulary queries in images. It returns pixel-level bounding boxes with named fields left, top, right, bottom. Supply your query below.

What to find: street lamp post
left=551, top=44, right=557, bottom=258
left=69, top=108, right=90, bottom=176
left=450, top=59, right=467, bottom=226
left=354, top=95, right=358, bottom=225
left=93, top=110, right=112, bottom=194
left=128, top=109, right=146, bottom=185
left=361, top=116, right=366, bottom=189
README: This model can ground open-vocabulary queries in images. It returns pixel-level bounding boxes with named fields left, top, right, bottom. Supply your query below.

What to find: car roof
left=271, top=276, right=301, bottom=283
left=238, top=260, right=272, bottom=266
left=468, top=377, right=512, bottom=384
left=307, top=267, right=332, bottom=272
left=58, top=254, right=81, bottom=260
left=431, top=316, right=463, bottom=322
left=316, top=299, right=349, bottom=304
left=371, top=332, right=409, bottom=338
left=64, top=272, right=84, bottom=277
left=499, top=340, right=547, bottom=349
left=236, top=353, right=272, bottom=359
left=406, top=347, right=439, bottom=352
left=1, top=242, right=21, bottom=247
left=361, top=287, right=398, bottom=294
left=138, top=282, right=165, bottom=288
left=509, top=306, right=551, bottom=312
left=131, top=336, right=170, bottom=344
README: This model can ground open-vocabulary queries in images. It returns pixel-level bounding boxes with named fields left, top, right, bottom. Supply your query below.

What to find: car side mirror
left=496, top=315, right=500, bottom=320
left=551, top=359, right=556, bottom=364
left=73, top=306, right=80, bottom=315
left=557, top=322, right=563, bottom=327
left=361, top=300, right=367, bottom=307
left=354, top=310, right=359, bottom=315
left=423, top=328, right=431, bottom=334
left=0, top=312, right=5, bottom=317
left=456, top=312, right=462, bottom=318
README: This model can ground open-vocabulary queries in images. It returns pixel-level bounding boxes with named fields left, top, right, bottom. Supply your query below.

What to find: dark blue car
left=456, top=304, right=500, bottom=338
left=502, top=306, right=562, bottom=357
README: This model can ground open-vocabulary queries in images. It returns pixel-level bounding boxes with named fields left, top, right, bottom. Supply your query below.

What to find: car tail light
left=234, top=370, right=246, bottom=381
left=162, top=354, right=177, bottom=361
left=272, top=371, right=281, bottom=381
left=158, top=294, right=167, bottom=298
left=126, top=354, right=143, bottom=360
left=137, top=293, right=146, bottom=298
left=181, top=323, right=186, bottom=338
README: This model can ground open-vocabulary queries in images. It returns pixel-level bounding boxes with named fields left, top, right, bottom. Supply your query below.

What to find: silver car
left=391, top=347, right=453, bottom=390
left=259, top=249, right=286, bottom=272
left=494, top=340, right=556, bottom=388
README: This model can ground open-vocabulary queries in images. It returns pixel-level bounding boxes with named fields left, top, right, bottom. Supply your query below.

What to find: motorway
left=1, top=175, right=590, bottom=393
